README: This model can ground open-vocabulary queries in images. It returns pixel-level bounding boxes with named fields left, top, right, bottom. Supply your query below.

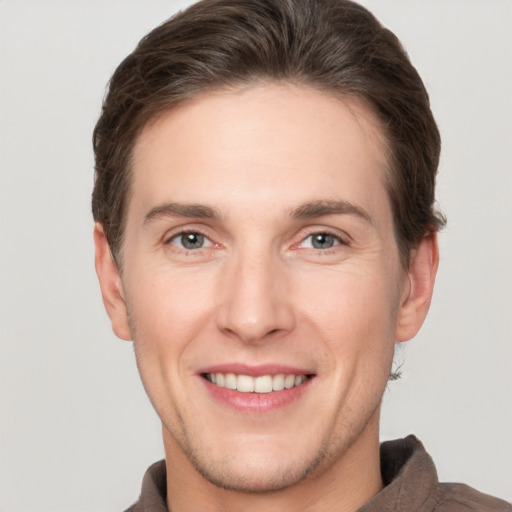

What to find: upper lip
left=197, top=363, right=315, bottom=377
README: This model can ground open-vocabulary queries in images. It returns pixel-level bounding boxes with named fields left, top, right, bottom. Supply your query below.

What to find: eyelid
left=162, top=222, right=210, bottom=241
left=300, top=234, right=341, bottom=249
left=165, top=228, right=207, bottom=241
left=294, top=226, right=351, bottom=248
left=163, top=225, right=218, bottom=250
left=161, top=224, right=350, bottom=252
left=169, top=231, right=214, bottom=249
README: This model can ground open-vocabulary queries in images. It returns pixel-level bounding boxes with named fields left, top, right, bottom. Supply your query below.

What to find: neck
left=163, top=414, right=383, bottom=512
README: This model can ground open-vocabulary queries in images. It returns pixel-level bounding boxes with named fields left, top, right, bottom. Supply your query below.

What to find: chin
left=165, top=422, right=327, bottom=493
left=189, top=451, right=324, bottom=494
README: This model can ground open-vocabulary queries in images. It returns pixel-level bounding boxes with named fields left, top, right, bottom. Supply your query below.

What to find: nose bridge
left=216, top=242, right=294, bottom=342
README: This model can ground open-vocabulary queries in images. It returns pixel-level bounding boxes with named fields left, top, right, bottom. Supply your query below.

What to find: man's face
left=101, top=84, right=418, bottom=491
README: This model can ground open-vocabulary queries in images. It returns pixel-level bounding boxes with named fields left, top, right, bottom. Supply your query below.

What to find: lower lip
left=201, top=377, right=313, bottom=413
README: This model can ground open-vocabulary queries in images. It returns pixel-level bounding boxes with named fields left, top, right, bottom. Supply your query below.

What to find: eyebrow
left=144, top=202, right=220, bottom=224
left=291, top=200, right=373, bottom=225
left=143, top=199, right=373, bottom=226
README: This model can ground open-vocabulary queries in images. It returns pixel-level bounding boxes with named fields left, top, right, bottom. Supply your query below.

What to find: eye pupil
left=181, top=233, right=204, bottom=249
left=312, top=233, right=335, bottom=249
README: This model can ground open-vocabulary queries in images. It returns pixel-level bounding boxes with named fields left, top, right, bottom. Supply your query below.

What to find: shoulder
left=123, top=460, right=168, bottom=512
left=435, top=482, right=512, bottom=512
left=361, top=436, right=511, bottom=512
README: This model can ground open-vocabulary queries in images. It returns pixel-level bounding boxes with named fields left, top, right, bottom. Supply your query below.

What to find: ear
left=94, top=223, right=132, bottom=341
left=395, top=233, right=439, bottom=342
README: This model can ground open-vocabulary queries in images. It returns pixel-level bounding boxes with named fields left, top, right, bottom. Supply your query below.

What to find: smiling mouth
left=203, top=373, right=313, bottom=393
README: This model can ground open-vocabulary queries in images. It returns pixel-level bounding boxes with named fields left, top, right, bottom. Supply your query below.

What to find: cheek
left=123, top=264, right=219, bottom=370
left=123, top=268, right=219, bottom=421
left=297, top=265, right=400, bottom=365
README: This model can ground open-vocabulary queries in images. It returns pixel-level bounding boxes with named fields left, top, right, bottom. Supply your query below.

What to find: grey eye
left=180, top=232, right=205, bottom=249
left=171, top=232, right=208, bottom=251
left=310, top=233, right=337, bottom=249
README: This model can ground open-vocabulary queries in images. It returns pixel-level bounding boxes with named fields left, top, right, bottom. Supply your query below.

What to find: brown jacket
left=125, top=435, right=511, bottom=511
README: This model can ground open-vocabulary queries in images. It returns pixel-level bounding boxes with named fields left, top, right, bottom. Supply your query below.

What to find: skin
left=95, top=83, right=438, bottom=512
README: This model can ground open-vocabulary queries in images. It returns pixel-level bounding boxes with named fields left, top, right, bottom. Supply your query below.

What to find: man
left=92, top=0, right=511, bottom=510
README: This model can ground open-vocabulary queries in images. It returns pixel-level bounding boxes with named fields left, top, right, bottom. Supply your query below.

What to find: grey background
left=1, top=1, right=511, bottom=510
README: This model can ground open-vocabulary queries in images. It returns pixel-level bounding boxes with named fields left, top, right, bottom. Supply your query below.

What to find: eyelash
left=296, top=230, right=349, bottom=253
left=165, top=230, right=214, bottom=251
left=164, top=228, right=348, bottom=256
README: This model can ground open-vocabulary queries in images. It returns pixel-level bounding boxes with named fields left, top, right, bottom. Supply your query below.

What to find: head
left=93, top=0, right=443, bottom=502
left=92, top=0, right=444, bottom=268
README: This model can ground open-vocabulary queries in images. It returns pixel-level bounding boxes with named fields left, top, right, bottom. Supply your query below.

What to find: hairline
left=112, top=80, right=408, bottom=270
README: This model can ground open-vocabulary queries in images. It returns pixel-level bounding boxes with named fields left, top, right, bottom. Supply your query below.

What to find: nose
left=215, top=250, right=296, bottom=343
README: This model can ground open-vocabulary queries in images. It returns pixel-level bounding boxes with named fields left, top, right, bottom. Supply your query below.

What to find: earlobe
left=93, top=223, right=132, bottom=341
left=395, top=233, right=439, bottom=342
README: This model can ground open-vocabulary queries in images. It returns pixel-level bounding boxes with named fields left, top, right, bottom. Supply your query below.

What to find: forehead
left=130, top=83, right=391, bottom=222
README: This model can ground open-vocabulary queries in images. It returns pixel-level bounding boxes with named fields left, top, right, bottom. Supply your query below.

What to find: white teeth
left=225, top=373, right=237, bottom=390
left=284, top=374, right=295, bottom=389
left=272, top=374, right=285, bottom=391
left=206, top=372, right=308, bottom=393
left=237, top=374, right=254, bottom=392
left=254, top=375, right=273, bottom=393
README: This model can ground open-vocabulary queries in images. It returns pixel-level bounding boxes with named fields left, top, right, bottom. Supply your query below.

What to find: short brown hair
left=92, top=0, right=445, bottom=266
